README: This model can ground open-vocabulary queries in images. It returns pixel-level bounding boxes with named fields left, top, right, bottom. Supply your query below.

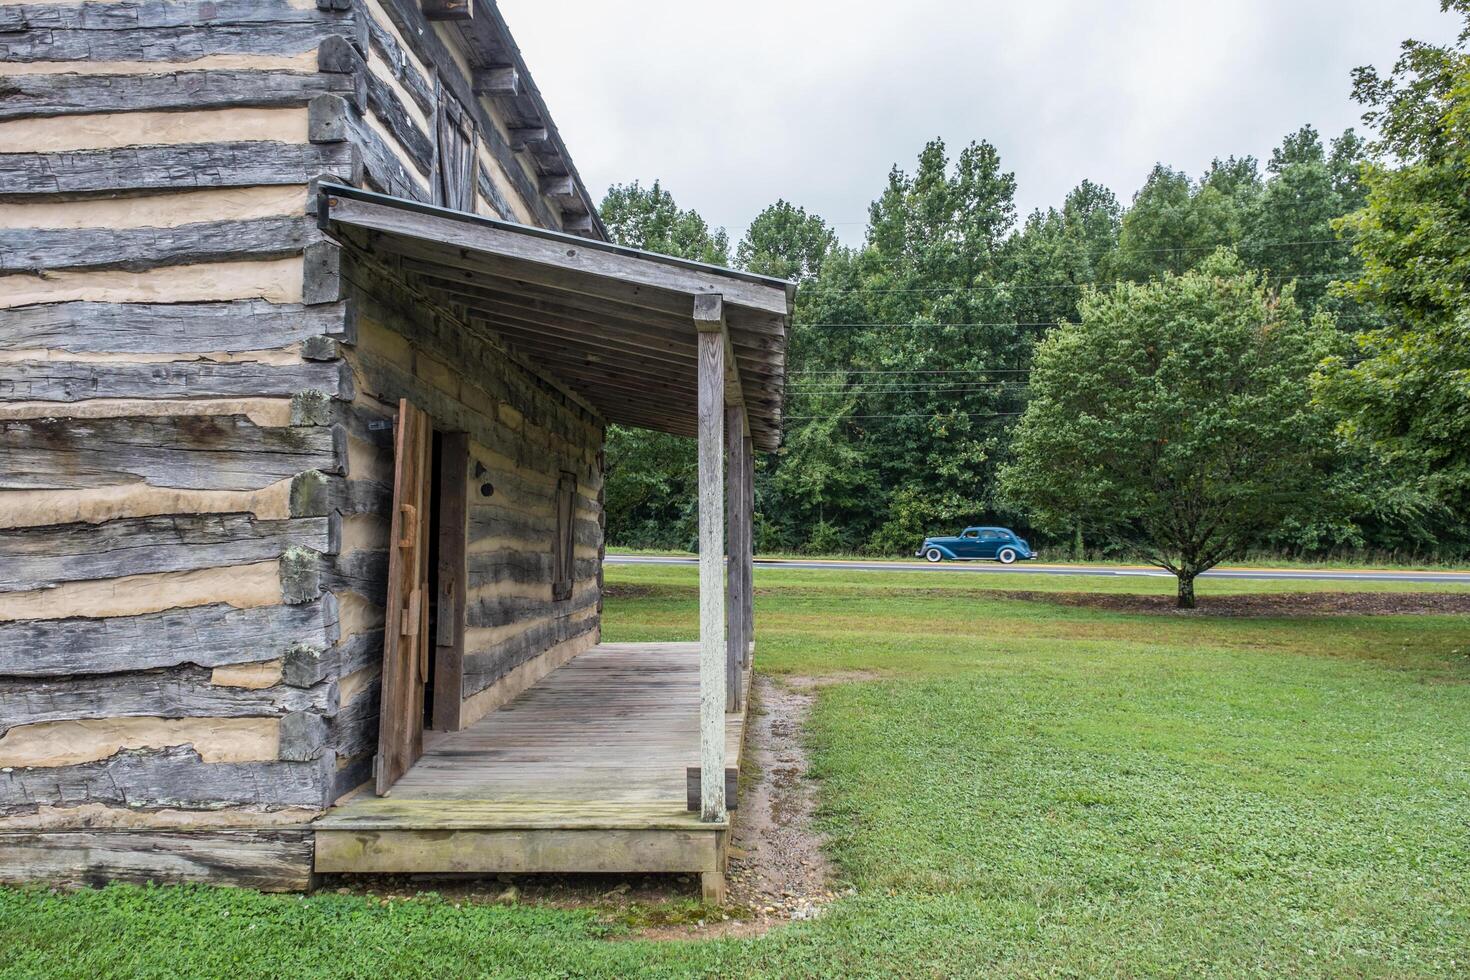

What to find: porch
left=315, top=642, right=751, bottom=898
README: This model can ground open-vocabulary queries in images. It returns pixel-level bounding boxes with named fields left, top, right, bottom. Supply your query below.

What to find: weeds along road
left=606, top=555, right=1470, bottom=585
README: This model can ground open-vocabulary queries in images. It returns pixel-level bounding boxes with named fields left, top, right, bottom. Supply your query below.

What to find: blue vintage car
left=916, top=526, right=1036, bottom=564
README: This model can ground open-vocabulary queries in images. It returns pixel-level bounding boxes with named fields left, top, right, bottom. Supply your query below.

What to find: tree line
left=598, top=2, right=1470, bottom=591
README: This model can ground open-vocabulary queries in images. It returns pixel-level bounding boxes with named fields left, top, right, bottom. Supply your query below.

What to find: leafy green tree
left=735, top=200, right=837, bottom=281
left=599, top=179, right=730, bottom=264
left=1114, top=165, right=1253, bottom=280
left=596, top=179, right=730, bottom=547
left=1316, top=1, right=1470, bottom=514
left=1000, top=251, right=1340, bottom=607
left=1010, top=179, right=1122, bottom=333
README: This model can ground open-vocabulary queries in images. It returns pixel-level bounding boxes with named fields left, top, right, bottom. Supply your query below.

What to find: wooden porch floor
left=314, top=642, right=748, bottom=876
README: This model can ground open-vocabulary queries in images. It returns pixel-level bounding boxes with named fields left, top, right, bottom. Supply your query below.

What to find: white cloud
left=499, top=0, right=1462, bottom=245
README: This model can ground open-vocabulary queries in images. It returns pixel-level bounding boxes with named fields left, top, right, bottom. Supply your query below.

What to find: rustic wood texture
left=3, top=360, right=353, bottom=404
left=0, top=829, right=314, bottom=891
left=0, top=300, right=352, bottom=354
left=0, top=216, right=316, bottom=273
left=375, top=398, right=432, bottom=794
left=696, top=323, right=727, bottom=822
left=0, top=142, right=360, bottom=197
left=432, top=432, right=469, bottom=732
left=724, top=402, right=749, bottom=710
left=0, top=599, right=339, bottom=677
left=0, top=0, right=360, bottom=63
left=0, top=69, right=362, bottom=122
left=0, top=416, right=345, bottom=491
left=0, top=514, right=335, bottom=592
left=314, top=826, right=718, bottom=875
left=0, top=745, right=334, bottom=812
left=320, top=643, right=746, bottom=809
left=0, top=668, right=334, bottom=738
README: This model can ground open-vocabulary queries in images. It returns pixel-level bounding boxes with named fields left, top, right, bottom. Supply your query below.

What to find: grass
left=4, top=566, right=1469, bottom=977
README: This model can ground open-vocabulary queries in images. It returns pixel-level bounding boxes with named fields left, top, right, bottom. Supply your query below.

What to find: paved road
left=607, top=554, right=1470, bottom=584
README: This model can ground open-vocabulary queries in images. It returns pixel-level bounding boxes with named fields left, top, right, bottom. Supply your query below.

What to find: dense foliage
left=999, top=252, right=1342, bottom=606
left=600, top=5, right=1470, bottom=563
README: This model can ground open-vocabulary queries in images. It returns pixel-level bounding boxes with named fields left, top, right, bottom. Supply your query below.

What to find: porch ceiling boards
left=316, top=183, right=794, bottom=451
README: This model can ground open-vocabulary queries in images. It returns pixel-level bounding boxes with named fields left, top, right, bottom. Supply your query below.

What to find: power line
left=784, top=412, right=1025, bottom=420
left=791, top=368, right=1031, bottom=375
left=817, top=272, right=1350, bottom=296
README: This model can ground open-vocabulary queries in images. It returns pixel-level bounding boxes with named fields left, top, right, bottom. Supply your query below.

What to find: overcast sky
left=499, top=1, right=1461, bottom=246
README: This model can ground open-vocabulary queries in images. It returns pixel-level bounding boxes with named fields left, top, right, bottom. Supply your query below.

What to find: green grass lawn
left=4, top=567, right=1469, bottom=978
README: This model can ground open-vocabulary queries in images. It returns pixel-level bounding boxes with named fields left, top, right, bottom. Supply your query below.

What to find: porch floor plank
left=315, top=643, right=747, bottom=844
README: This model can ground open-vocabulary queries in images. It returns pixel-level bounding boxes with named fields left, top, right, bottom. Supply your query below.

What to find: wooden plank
left=0, top=142, right=361, bottom=198
left=422, top=0, right=474, bottom=21
left=0, top=829, right=314, bottom=892
left=0, top=515, right=334, bottom=593
left=0, top=217, right=315, bottom=274
left=0, top=0, right=357, bottom=62
left=363, top=69, right=434, bottom=176
left=0, top=416, right=344, bottom=492
left=741, top=431, right=755, bottom=666
left=0, top=301, right=352, bottom=354
left=323, top=190, right=791, bottom=317
left=0, top=599, right=339, bottom=677
left=375, top=398, right=432, bottom=794
left=0, top=745, right=334, bottom=812
left=0, top=70, right=360, bottom=122
left=461, top=612, right=598, bottom=696
left=686, top=767, right=739, bottom=812
left=696, top=299, right=727, bottom=823
left=314, top=826, right=719, bottom=874
left=1, top=360, right=353, bottom=404
left=432, top=431, right=469, bottom=732
left=0, top=668, right=335, bottom=737
left=315, top=797, right=713, bottom=831
left=361, top=10, right=434, bottom=115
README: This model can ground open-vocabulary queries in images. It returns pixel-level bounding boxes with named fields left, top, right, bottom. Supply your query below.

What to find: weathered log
left=0, top=217, right=317, bottom=274
left=0, top=416, right=345, bottom=492
left=468, top=504, right=602, bottom=550
left=1, top=360, right=354, bottom=404
left=0, top=514, right=336, bottom=592
left=0, top=0, right=360, bottom=62
left=0, top=300, right=352, bottom=354
left=465, top=583, right=599, bottom=630
left=462, top=613, right=598, bottom=695
left=0, top=668, right=336, bottom=737
left=364, top=70, right=433, bottom=175
left=475, top=162, right=512, bottom=219
left=343, top=108, right=431, bottom=202
left=0, top=142, right=361, bottom=197
left=329, top=677, right=381, bottom=759
left=282, top=629, right=383, bottom=688
left=0, top=69, right=363, bottom=122
left=361, top=10, right=435, bottom=115
left=278, top=710, right=329, bottom=761
left=0, top=745, right=334, bottom=812
left=0, top=598, right=339, bottom=677
left=0, top=829, right=314, bottom=891
left=465, top=550, right=599, bottom=589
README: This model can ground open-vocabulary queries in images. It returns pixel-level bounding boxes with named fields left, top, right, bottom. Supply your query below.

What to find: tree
left=735, top=200, right=837, bottom=281
left=999, top=251, right=1340, bottom=607
left=1114, top=164, right=1254, bottom=281
left=597, top=179, right=729, bottom=548
left=599, top=179, right=730, bottom=264
left=1316, top=0, right=1470, bottom=514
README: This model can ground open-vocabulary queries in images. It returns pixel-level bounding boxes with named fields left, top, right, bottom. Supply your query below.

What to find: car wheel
left=997, top=548, right=1017, bottom=564
left=924, top=548, right=944, bottom=563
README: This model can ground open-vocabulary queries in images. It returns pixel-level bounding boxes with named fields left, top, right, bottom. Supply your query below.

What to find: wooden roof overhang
left=316, top=184, right=793, bottom=451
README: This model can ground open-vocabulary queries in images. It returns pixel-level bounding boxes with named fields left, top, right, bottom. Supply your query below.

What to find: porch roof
left=316, top=184, right=795, bottom=451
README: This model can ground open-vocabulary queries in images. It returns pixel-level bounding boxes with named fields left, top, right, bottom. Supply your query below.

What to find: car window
left=960, top=530, right=979, bottom=539
left=978, top=530, right=1001, bottom=541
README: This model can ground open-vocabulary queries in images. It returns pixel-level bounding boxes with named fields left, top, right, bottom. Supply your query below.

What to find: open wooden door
left=375, top=399, right=433, bottom=795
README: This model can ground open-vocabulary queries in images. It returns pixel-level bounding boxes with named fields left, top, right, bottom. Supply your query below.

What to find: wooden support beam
left=561, top=211, right=594, bottom=234
left=695, top=293, right=727, bottom=823
left=742, top=430, right=755, bottom=666
left=725, top=402, right=749, bottom=711
left=507, top=126, right=548, bottom=150
left=539, top=174, right=575, bottom=198
left=421, top=0, right=472, bottom=20
left=472, top=65, right=518, bottom=96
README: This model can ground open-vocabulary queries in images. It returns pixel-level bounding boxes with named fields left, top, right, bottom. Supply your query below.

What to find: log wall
left=0, top=0, right=602, bottom=890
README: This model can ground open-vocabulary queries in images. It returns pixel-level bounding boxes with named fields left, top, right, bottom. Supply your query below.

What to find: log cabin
left=0, top=0, right=791, bottom=902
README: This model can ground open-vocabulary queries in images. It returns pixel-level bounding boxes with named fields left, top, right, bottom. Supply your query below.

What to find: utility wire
left=784, top=412, right=1025, bottom=420
left=816, top=272, right=1350, bottom=296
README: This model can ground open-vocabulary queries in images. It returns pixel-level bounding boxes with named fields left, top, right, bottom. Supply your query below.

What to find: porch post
left=694, top=293, right=727, bottom=822
left=725, top=402, right=749, bottom=711
left=742, top=429, right=755, bottom=664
